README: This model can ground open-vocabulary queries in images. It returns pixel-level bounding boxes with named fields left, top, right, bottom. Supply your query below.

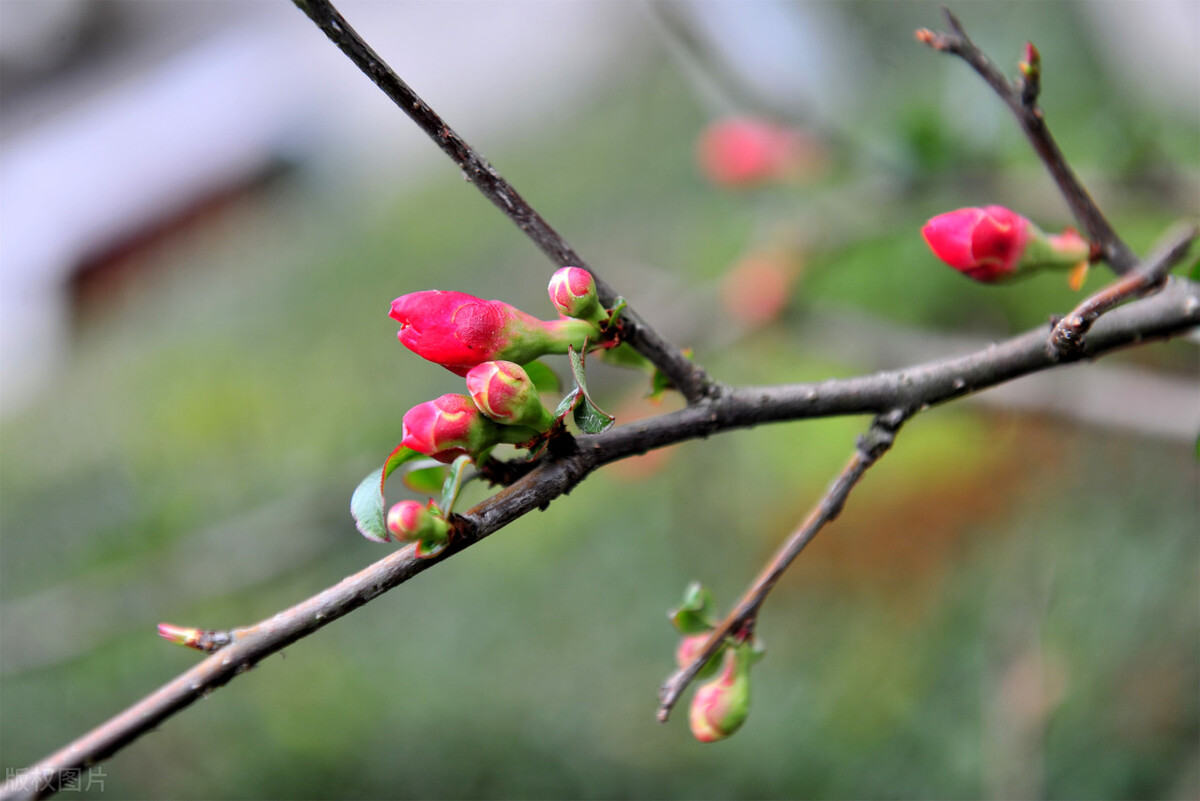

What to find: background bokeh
left=2, top=2, right=1197, bottom=799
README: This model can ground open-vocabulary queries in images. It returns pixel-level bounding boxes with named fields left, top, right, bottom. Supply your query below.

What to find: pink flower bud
left=697, top=118, right=825, bottom=187
left=689, top=646, right=752, bottom=743
left=921, top=205, right=1032, bottom=282
left=386, top=499, right=450, bottom=548
left=548, top=267, right=605, bottom=323
left=465, top=361, right=554, bottom=430
left=401, top=394, right=480, bottom=461
left=401, top=393, right=538, bottom=463
left=390, top=290, right=597, bottom=375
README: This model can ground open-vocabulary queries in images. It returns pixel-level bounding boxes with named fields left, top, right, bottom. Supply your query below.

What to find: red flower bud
left=921, top=205, right=1031, bottom=282
left=401, top=393, right=538, bottom=463
left=390, top=290, right=597, bottom=375
left=386, top=499, right=450, bottom=548
left=548, top=267, right=604, bottom=323
left=689, top=645, right=752, bottom=743
left=697, top=118, right=825, bottom=187
left=400, top=394, right=494, bottom=463
left=465, top=361, right=553, bottom=430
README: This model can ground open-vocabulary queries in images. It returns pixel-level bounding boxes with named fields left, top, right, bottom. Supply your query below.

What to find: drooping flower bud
left=400, top=393, right=537, bottom=463
left=697, top=118, right=826, bottom=187
left=548, top=267, right=606, bottom=324
left=921, top=205, right=1032, bottom=282
left=689, top=643, right=753, bottom=743
left=390, top=290, right=599, bottom=375
left=386, top=499, right=451, bottom=552
left=465, top=361, right=555, bottom=431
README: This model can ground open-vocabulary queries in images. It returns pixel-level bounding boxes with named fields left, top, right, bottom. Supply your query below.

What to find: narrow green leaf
left=554, top=388, right=580, bottom=419
left=565, top=344, right=614, bottom=434
left=438, top=455, right=472, bottom=515
left=605, top=296, right=628, bottom=328
left=522, top=360, right=561, bottom=394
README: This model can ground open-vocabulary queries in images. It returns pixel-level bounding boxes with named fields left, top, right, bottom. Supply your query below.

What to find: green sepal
left=567, top=344, right=614, bottom=434
left=669, top=581, right=717, bottom=634
left=438, top=455, right=472, bottom=516
left=414, top=538, right=449, bottom=560
left=522, top=360, right=561, bottom=395
left=403, top=462, right=448, bottom=496
left=350, top=445, right=423, bottom=542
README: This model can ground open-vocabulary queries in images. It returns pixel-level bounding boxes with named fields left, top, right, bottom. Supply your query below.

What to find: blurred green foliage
left=2, top=3, right=1197, bottom=799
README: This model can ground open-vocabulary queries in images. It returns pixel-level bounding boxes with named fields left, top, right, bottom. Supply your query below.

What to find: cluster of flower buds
left=356, top=267, right=621, bottom=544
left=922, top=205, right=1091, bottom=287
left=668, top=582, right=763, bottom=743
left=390, top=266, right=615, bottom=466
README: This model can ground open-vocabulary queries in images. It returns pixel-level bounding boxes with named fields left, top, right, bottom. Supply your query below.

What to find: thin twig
left=656, top=409, right=908, bottom=721
left=916, top=9, right=1139, bottom=274
left=290, top=0, right=713, bottom=403
left=6, top=277, right=1196, bottom=800
left=1049, top=224, right=1198, bottom=356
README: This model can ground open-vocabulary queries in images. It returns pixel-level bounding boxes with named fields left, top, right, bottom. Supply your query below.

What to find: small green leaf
left=566, top=345, right=614, bottom=434
left=522, top=360, right=561, bottom=394
left=350, top=446, right=423, bottom=542
left=574, top=394, right=615, bottom=434
left=1188, top=258, right=1200, bottom=282
left=438, top=455, right=472, bottom=515
left=351, top=468, right=390, bottom=543
left=403, top=463, right=447, bottom=496
left=669, top=581, right=717, bottom=634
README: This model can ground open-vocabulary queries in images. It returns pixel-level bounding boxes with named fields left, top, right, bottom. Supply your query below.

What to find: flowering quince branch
left=290, top=0, right=712, bottom=404
left=7, top=290, right=1198, bottom=801
left=916, top=9, right=1139, bottom=275
left=9, top=12, right=1200, bottom=800
left=657, top=409, right=907, bottom=724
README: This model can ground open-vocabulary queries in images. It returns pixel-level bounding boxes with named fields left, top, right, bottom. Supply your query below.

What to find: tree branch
left=656, top=408, right=908, bottom=721
left=8, top=7, right=1199, bottom=797
left=1049, top=224, right=1197, bottom=356
left=290, top=0, right=714, bottom=403
left=916, top=9, right=1140, bottom=274
left=7, top=276, right=1195, bottom=800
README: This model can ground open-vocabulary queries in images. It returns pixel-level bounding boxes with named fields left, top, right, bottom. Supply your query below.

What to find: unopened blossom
left=390, top=290, right=598, bottom=375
